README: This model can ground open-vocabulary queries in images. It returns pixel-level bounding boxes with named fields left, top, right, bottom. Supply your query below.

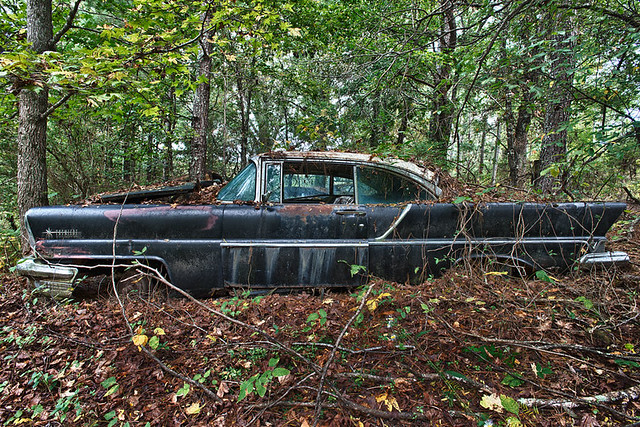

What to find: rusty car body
left=16, top=151, right=629, bottom=297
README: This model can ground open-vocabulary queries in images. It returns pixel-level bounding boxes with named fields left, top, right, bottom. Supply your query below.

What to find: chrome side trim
left=370, top=236, right=603, bottom=246
left=375, top=204, right=413, bottom=241
left=578, top=251, right=630, bottom=268
left=221, top=241, right=368, bottom=248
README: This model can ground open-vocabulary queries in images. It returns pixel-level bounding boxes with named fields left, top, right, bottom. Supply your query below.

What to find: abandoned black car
left=17, top=151, right=628, bottom=297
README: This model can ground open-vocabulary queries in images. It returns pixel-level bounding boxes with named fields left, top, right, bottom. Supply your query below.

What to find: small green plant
left=396, top=306, right=411, bottom=319
left=533, top=362, right=554, bottom=379
left=501, top=373, right=525, bottom=388
left=338, top=260, right=367, bottom=277
left=535, top=270, right=556, bottom=283
left=176, top=382, right=190, bottom=397
left=306, top=309, right=327, bottom=327
left=238, top=357, right=290, bottom=401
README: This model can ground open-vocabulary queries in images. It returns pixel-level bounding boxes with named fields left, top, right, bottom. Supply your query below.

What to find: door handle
left=334, top=209, right=366, bottom=216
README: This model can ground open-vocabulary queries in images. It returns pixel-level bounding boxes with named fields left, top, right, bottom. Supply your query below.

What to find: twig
left=313, top=283, right=375, bottom=426
left=107, top=197, right=222, bottom=403
left=624, top=187, right=640, bottom=205
left=140, top=346, right=222, bottom=403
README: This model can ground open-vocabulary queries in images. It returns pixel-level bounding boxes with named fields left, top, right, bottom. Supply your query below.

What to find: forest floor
left=1, top=205, right=640, bottom=426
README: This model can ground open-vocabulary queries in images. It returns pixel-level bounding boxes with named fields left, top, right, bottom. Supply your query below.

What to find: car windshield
left=217, top=162, right=256, bottom=201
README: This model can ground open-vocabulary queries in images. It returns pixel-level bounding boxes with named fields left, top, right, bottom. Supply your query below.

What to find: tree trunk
left=396, top=98, right=409, bottom=146
left=506, top=91, right=533, bottom=187
left=536, top=13, right=576, bottom=194
left=235, top=59, right=255, bottom=167
left=369, top=89, right=381, bottom=148
left=478, top=117, right=487, bottom=177
left=428, top=0, right=457, bottom=167
left=189, top=37, right=212, bottom=181
left=491, top=122, right=501, bottom=186
left=164, top=87, right=176, bottom=181
left=17, top=0, right=54, bottom=250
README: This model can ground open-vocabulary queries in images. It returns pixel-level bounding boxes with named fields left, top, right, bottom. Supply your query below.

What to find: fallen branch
left=517, top=385, right=640, bottom=409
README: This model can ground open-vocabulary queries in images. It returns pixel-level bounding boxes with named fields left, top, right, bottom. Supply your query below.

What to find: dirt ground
left=1, top=205, right=639, bottom=426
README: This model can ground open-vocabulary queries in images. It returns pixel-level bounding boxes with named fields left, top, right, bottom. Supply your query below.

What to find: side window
left=217, top=162, right=257, bottom=201
left=357, top=166, right=428, bottom=204
left=264, top=163, right=282, bottom=202
left=281, top=162, right=354, bottom=203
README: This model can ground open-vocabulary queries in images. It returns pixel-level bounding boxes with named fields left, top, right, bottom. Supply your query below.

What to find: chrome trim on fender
left=16, top=258, right=78, bottom=281
left=15, top=258, right=79, bottom=298
left=375, top=204, right=413, bottom=241
left=578, top=251, right=630, bottom=268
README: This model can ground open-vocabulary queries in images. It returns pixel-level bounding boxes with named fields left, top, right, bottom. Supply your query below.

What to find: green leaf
left=101, top=377, right=117, bottom=389
left=501, top=374, right=524, bottom=388
left=149, top=335, right=160, bottom=350
left=104, top=410, right=117, bottom=420
left=104, top=384, right=119, bottom=397
left=453, top=196, right=471, bottom=204
left=268, top=357, right=279, bottom=368
left=255, top=381, right=267, bottom=397
left=575, top=296, right=594, bottom=310
left=500, top=395, right=519, bottom=415
left=176, top=382, right=190, bottom=397
left=535, top=270, right=555, bottom=283
left=271, top=367, right=290, bottom=377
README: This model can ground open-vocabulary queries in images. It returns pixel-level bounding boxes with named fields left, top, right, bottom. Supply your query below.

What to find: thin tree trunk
left=536, top=13, right=576, bottom=194
left=396, top=98, right=409, bottom=146
left=478, top=118, right=487, bottom=177
left=164, top=87, right=175, bottom=181
left=17, top=0, right=54, bottom=250
left=235, top=59, right=255, bottom=167
left=190, top=36, right=212, bottom=181
left=491, top=122, right=501, bottom=186
left=428, top=0, right=457, bottom=166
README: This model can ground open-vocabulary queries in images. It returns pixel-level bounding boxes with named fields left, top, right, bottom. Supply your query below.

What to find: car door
left=221, top=159, right=368, bottom=288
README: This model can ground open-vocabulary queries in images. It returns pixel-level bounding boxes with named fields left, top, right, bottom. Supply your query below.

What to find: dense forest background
left=1, top=0, right=639, bottom=256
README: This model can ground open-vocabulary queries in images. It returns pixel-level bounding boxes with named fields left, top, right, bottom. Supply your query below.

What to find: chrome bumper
left=577, top=251, right=630, bottom=269
left=15, top=258, right=78, bottom=298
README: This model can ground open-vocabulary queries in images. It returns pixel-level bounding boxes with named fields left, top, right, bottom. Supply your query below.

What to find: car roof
left=254, top=151, right=441, bottom=196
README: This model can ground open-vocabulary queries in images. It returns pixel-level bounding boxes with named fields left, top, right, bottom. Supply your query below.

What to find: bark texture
left=17, top=0, right=54, bottom=250
left=536, top=13, right=576, bottom=194
left=428, top=0, right=457, bottom=166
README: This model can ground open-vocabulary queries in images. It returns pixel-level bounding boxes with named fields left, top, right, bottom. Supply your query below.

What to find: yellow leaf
left=376, top=392, right=400, bottom=411
left=185, top=402, right=201, bottom=415
left=154, top=328, right=165, bottom=336
left=366, top=298, right=378, bottom=312
left=132, top=334, right=148, bottom=349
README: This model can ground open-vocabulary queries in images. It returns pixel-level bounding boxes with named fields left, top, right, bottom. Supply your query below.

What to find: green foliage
left=306, top=309, right=327, bottom=327
left=238, top=357, right=290, bottom=401
left=501, top=373, right=525, bottom=388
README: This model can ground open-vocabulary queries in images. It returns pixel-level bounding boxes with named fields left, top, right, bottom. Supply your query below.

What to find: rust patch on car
left=279, top=204, right=335, bottom=217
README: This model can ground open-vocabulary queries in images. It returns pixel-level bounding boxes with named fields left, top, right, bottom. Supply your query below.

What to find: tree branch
left=39, top=92, right=74, bottom=120
left=50, top=0, right=83, bottom=49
